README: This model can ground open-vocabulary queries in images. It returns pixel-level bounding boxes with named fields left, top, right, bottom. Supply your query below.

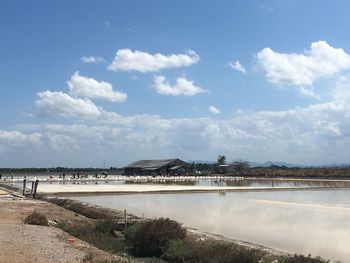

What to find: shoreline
left=0, top=185, right=340, bottom=262
left=186, top=227, right=289, bottom=257
left=0, top=184, right=288, bottom=257
left=3, top=174, right=350, bottom=183
left=47, top=186, right=350, bottom=196
left=0, top=187, right=131, bottom=263
left=12, top=175, right=350, bottom=195
left=40, top=193, right=290, bottom=261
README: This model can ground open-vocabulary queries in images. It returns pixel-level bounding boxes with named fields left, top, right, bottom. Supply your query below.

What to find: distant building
left=123, top=158, right=191, bottom=176
left=217, top=164, right=236, bottom=174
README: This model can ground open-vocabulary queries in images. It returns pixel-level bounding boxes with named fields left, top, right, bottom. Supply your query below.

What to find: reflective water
left=69, top=190, right=350, bottom=262
left=19, top=177, right=350, bottom=189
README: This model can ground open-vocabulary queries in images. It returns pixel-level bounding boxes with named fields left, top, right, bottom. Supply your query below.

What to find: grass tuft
left=24, top=211, right=48, bottom=226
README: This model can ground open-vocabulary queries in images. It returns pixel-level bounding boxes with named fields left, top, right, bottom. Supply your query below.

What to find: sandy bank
left=0, top=188, right=134, bottom=263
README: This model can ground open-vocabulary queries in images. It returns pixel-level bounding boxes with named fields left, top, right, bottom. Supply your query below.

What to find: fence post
left=124, top=209, right=127, bottom=226
left=22, top=179, right=26, bottom=195
left=30, top=181, right=35, bottom=196
left=33, top=180, right=39, bottom=199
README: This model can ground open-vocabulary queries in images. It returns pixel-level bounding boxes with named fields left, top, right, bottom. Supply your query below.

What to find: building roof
left=123, top=158, right=189, bottom=169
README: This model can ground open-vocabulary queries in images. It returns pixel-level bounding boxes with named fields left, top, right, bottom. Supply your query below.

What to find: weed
left=24, top=211, right=48, bottom=226
left=124, top=218, right=186, bottom=257
left=282, top=254, right=331, bottom=263
left=57, top=220, right=126, bottom=254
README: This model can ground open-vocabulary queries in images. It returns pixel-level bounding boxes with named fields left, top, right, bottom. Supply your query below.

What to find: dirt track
left=0, top=189, right=129, bottom=263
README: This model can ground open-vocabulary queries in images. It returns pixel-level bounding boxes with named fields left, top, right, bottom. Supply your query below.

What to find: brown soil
left=0, top=188, right=132, bottom=263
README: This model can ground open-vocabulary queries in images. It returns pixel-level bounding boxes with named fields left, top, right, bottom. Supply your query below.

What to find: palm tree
left=217, top=155, right=226, bottom=165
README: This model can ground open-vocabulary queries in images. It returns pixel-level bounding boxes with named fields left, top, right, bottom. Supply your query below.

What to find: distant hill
left=188, top=160, right=216, bottom=164
left=187, top=160, right=350, bottom=168
left=188, top=160, right=303, bottom=168
left=249, top=161, right=304, bottom=168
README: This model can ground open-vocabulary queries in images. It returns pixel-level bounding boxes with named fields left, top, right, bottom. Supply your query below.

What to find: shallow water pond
left=68, top=189, right=350, bottom=262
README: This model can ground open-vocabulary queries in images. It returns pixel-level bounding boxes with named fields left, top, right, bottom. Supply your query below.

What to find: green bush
left=124, top=218, right=186, bottom=257
left=163, top=239, right=189, bottom=262
left=57, top=220, right=125, bottom=254
left=24, top=211, right=48, bottom=226
left=187, top=240, right=262, bottom=263
left=94, top=220, right=119, bottom=235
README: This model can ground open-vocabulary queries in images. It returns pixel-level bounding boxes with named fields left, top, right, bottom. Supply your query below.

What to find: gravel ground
left=0, top=224, right=87, bottom=263
left=0, top=188, right=134, bottom=263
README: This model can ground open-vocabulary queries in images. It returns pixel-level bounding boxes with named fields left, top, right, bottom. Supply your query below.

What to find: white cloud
left=153, top=75, right=207, bottom=96
left=67, top=71, right=127, bottom=103
left=108, top=49, right=199, bottom=72
left=208, top=105, right=221, bottom=114
left=257, top=41, right=350, bottom=96
left=8, top=91, right=350, bottom=166
left=229, top=60, right=247, bottom=73
left=0, top=130, right=41, bottom=145
left=260, top=4, right=274, bottom=12
left=80, top=56, right=105, bottom=64
left=35, top=91, right=102, bottom=117
left=0, top=130, right=42, bottom=155
left=332, top=75, right=350, bottom=105
left=4, top=73, right=350, bottom=166
left=4, top=79, right=350, bottom=166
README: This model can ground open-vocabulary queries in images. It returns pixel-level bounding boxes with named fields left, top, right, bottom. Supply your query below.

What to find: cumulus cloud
left=6, top=91, right=350, bottom=166
left=80, top=56, right=105, bottom=64
left=4, top=74, right=350, bottom=167
left=108, top=49, right=199, bottom=72
left=68, top=71, right=127, bottom=103
left=5, top=71, right=350, bottom=166
left=35, top=91, right=102, bottom=117
left=257, top=41, right=350, bottom=96
left=332, top=75, right=350, bottom=105
left=0, top=130, right=41, bottom=144
left=229, top=60, right=247, bottom=73
left=208, top=105, right=221, bottom=114
left=153, top=75, right=207, bottom=96
left=0, top=130, right=42, bottom=155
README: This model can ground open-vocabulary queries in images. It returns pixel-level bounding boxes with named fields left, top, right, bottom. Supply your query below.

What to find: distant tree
left=194, top=163, right=214, bottom=173
left=191, top=162, right=195, bottom=172
left=232, top=160, right=250, bottom=175
left=214, top=155, right=227, bottom=174
left=217, top=155, right=226, bottom=165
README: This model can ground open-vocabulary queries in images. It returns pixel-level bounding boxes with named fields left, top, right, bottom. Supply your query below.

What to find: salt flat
left=37, top=183, right=325, bottom=194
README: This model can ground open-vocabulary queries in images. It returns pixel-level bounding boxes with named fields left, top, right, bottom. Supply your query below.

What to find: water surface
left=69, top=190, right=350, bottom=262
left=21, top=177, right=350, bottom=188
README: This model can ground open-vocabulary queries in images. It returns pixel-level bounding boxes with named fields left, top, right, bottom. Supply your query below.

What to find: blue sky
left=1, top=0, right=350, bottom=167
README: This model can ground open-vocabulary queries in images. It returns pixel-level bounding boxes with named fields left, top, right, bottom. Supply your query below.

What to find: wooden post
left=124, top=209, right=127, bottom=226
left=22, top=179, right=26, bottom=195
left=30, top=181, right=35, bottom=196
left=33, top=180, right=39, bottom=199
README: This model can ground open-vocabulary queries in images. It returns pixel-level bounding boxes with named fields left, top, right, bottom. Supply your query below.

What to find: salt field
left=68, top=189, right=350, bottom=262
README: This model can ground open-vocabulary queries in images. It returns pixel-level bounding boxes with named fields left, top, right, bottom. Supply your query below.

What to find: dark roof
left=123, top=159, right=189, bottom=169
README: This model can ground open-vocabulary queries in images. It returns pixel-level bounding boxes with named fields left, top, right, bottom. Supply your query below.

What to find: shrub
left=124, top=218, right=186, bottom=257
left=24, top=211, right=48, bottom=226
left=187, top=240, right=262, bottom=263
left=42, top=197, right=118, bottom=219
left=57, top=220, right=125, bottom=254
left=94, top=220, right=119, bottom=235
left=163, top=239, right=188, bottom=262
left=283, top=254, right=330, bottom=263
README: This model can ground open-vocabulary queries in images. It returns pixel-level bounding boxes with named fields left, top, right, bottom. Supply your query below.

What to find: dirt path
left=0, top=189, right=131, bottom=263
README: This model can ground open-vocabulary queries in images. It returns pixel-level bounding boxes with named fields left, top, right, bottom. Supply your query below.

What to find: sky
left=1, top=0, right=350, bottom=167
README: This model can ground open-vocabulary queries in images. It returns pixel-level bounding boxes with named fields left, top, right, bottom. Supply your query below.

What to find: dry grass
left=24, top=211, right=48, bottom=226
